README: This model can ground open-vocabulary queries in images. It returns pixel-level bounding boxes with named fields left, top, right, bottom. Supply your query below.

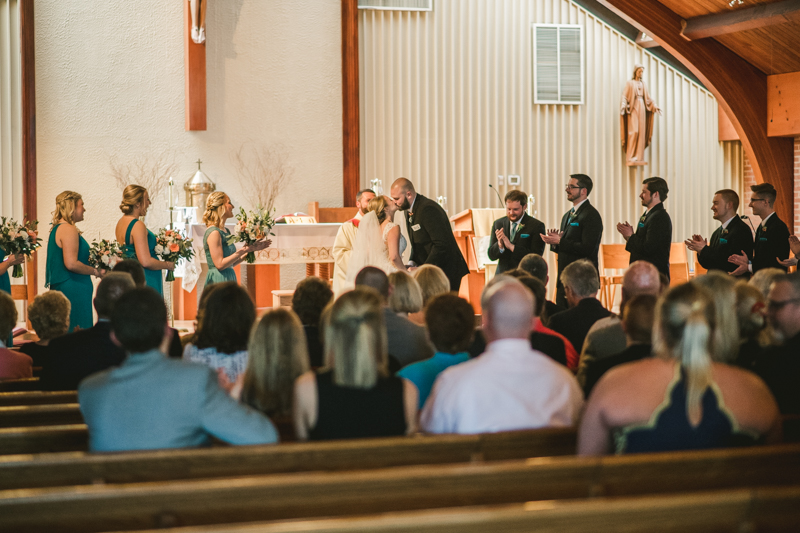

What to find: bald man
left=420, top=278, right=583, bottom=434
left=390, top=178, right=469, bottom=291
left=576, top=260, right=661, bottom=387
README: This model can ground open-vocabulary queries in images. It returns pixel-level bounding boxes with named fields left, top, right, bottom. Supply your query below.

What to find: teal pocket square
left=520, top=234, right=530, bottom=238
left=570, top=222, right=579, bottom=227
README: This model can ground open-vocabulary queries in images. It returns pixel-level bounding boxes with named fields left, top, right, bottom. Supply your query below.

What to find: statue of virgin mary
left=620, top=64, right=661, bottom=166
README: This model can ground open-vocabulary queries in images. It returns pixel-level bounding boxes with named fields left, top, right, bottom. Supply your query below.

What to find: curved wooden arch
left=599, top=0, right=795, bottom=226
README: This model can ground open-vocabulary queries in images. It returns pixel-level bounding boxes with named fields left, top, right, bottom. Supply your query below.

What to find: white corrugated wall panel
left=359, top=0, right=744, bottom=275
left=0, top=0, right=23, bottom=221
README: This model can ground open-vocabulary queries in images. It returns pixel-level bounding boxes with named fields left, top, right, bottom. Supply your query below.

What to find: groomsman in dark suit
left=487, top=190, right=546, bottom=275
left=616, top=177, right=672, bottom=281
left=540, top=174, right=603, bottom=308
left=390, top=178, right=470, bottom=291
left=685, top=189, right=753, bottom=277
left=728, top=183, right=790, bottom=275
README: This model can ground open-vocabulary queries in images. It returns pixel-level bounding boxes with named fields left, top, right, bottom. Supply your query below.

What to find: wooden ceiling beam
left=680, top=0, right=800, bottom=41
left=598, top=0, right=795, bottom=227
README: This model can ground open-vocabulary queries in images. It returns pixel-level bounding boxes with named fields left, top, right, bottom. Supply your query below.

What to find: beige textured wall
left=359, top=0, right=744, bottom=265
left=33, top=0, right=343, bottom=291
left=0, top=0, right=23, bottom=221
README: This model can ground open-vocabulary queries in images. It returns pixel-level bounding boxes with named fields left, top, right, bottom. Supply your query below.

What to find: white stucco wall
left=34, top=0, right=343, bottom=292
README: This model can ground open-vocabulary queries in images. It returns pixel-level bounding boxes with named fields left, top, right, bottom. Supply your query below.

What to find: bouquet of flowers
left=155, top=228, right=195, bottom=282
left=0, top=217, right=42, bottom=278
left=229, top=206, right=276, bottom=264
left=88, top=239, right=124, bottom=271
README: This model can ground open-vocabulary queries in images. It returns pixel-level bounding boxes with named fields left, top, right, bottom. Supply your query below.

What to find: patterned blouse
left=182, top=344, right=248, bottom=383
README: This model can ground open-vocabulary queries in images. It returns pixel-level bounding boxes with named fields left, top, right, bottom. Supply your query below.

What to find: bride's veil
left=346, top=210, right=385, bottom=284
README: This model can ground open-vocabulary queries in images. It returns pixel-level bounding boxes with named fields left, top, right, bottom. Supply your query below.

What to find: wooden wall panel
left=768, top=71, right=800, bottom=137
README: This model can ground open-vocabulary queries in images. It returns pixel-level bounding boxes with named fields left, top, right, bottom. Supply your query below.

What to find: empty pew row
left=120, top=486, right=800, bottom=533
left=0, top=378, right=41, bottom=392
left=0, top=428, right=577, bottom=489
left=1, top=444, right=799, bottom=532
left=0, top=403, right=83, bottom=428
left=0, top=391, right=77, bottom=406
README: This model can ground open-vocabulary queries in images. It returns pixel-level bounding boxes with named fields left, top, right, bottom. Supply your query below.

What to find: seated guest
left=734, top=282, right=768, bottom=372
left=235, top=308, right=310, bottom=442
left=758, top=273, right=800, bottom=414
left=112, top=259, right=183, bottom=358
left=184, top=282, right=255, bottom=383
left=421, top=278, right=583, bottom=434
left=583, top=294, right=657, bottom=397
left=578, top=261, right=660, bottom=386
left=518, top=253, right=565, bottom=325
left=549, top=260, right=612, bottom=355
left=291, top=276, right=333, bottom=368
left=388, top=271, right=423, bottom=318
left=410, top=264, right=451, bottom=325
left=397, top=294, right=473, bottom=408
left=293, top=288, right=418, bottom=440
left=0, top=291, right=32, bottom=379
left=40, top=273, right=135, bottom=390
left=578, top=283, right=779, bottom=455
left=693, top=271, right=739, bottom=362
left=79, top=288, right=278, bottom=451
left=469, top=272, right=578, bottom=370
left=750, top=267, right=784, bottom=299
left=355, top=267, right=434, bottom=369
left=20, top=291, right=71, bottom=367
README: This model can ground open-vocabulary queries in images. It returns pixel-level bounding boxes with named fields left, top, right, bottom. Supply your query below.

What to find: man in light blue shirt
left=79, top=287, right=278, bottom=452
left=397, top=294, right=473, bottom=409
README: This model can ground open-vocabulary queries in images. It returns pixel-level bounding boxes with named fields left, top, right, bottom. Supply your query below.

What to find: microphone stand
left=488, top=184, right=504, bottom=207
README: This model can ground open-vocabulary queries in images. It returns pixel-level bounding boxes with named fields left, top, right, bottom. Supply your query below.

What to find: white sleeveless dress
left=381, top=221, right=407, bottom=274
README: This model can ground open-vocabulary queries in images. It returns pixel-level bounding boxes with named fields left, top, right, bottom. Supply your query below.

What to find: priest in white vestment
left=332, top=189, right=375, bottom=295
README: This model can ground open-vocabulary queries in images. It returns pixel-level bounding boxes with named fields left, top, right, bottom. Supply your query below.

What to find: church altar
left=189, top=223, right=341, bottom=265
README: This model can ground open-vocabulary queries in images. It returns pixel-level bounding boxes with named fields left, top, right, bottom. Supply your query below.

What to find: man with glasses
left=541, top=174, right=603, bottom=308
left=758, top=274, right=800, bottom=414
left=728, top=183, right=790, bottom=274
left=685, top=189, right=753, bottom=277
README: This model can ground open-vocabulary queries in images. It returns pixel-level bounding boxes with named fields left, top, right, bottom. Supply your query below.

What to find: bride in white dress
left=346, top=195, right=407, bottom=285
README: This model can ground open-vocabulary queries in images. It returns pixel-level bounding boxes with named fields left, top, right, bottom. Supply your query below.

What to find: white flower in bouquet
left=155, top=244, right=165, bottom=255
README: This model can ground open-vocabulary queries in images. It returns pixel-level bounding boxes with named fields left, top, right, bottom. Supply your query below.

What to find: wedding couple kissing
left=332, top=178, right=469, bottom=295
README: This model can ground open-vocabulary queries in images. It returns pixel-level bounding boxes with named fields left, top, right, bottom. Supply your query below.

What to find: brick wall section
left=742, top=152, right=760, bottom=228
left=795, top=138, right=800, bottom=235
left=742, top=139, right=800, bottom=234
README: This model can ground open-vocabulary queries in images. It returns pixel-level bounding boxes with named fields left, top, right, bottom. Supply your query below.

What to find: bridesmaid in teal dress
left=202, top=192, right=269, bottom=287
left=0, top=246, right=25, bottom=346
left=45, top=191, right=102, bottom=332
left=114, top=185, right=174, bottom=297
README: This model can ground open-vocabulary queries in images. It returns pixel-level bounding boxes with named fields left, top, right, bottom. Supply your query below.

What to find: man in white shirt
left=331, top=188, right=375, bottom=294
left=420, top=278, right=583, bottom=434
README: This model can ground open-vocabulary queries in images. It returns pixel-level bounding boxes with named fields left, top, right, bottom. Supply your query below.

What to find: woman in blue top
left=202, top=191, right=268, bottom=287
left=45, top=191, right=103, bottom=332
left=0, top=246, right=25, bottom=346
left=114, top=185, right=174, bottom=297
left=578, top=282, right=780, bottom=456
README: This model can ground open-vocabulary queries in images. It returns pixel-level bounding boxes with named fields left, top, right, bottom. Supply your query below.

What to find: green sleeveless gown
left=0, top=245, right=13, bottom=346
left=45, top=224, right=93, bottom=332
left=122, top=219, right=164, bottom=297
left=203, top=226, right=238, bottom=286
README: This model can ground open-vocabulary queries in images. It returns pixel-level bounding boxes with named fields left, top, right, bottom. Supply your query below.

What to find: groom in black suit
left=728, top=183, right=790, bottom=275
left=390, top=178, right=469, bottom=291
left=487, top=189, right=546, bottom=275
left=540, top=174, right=603, bottom=308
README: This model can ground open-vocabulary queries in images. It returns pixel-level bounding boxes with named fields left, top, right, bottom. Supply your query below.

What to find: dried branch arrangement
left=230, top=143, right=292, bottom=211
left=109, top=150, right=178, bottom=199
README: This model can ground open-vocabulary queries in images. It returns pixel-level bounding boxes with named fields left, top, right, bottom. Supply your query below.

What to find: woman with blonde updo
left=345, top=196, right=407, bottom=285
left=578, top=283, right=780, bottom=456
left=114, top=185, right=174, bottom=297
left=46, top=191, right=102, bottom=331
left=202, top=192, right=269, bottom=286
left=293, top=288, right=418, bottom=441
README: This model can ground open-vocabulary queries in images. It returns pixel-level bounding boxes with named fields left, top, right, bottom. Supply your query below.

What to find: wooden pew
left=0, top=424, right=89, bottom=455
left=0, top=403, right=83, bottom=428
left=0, top=427, right=577, bottom=488
left=0, top=444, right=798, bottom=532
left=0, top=391, right=77, bottom=406
left=0, top=377, right=40, bottom=392
left=119, top=486, right=800, bottom=533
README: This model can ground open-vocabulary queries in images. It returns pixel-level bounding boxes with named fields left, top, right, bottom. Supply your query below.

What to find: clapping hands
left=684, top=234, right=706, bottom=252
left=540, top=229, right=563, bottom=245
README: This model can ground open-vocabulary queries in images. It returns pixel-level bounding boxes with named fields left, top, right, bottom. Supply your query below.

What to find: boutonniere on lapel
left=720, top=227, right=729, bottom=244
left=638, top=213, right=647, bottom=228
